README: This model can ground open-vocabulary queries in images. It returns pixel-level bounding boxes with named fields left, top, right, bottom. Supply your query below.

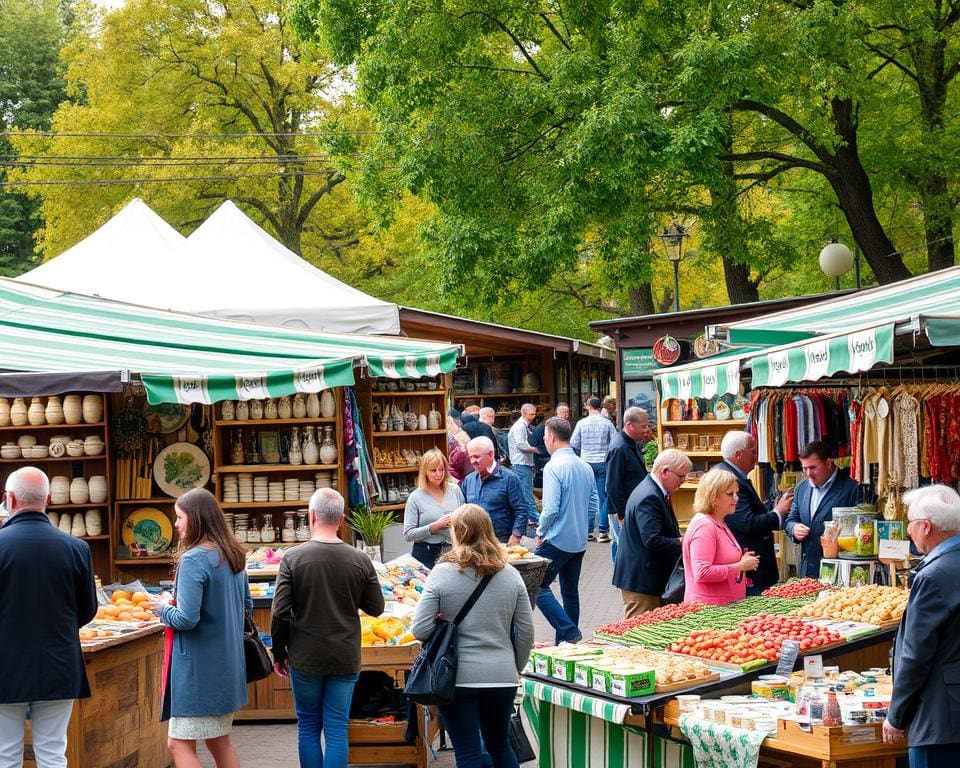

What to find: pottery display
left=278, top=396, right=292, bottom=419
left=63, top=395, right=82, bottom=425
left=48, top=441, right=65, bottom=458
left=84, top=509, right=102, bottom=536
left=320, top=426, right=338, bottom=464
left=250, top=399, right=264, bottom=420
left=83, top=435, right=105, bottom=456
left=0, top=399, right=9, bottom=427
left=428, top=405, right=442, bottom=431
left=320, top=389, right=336, bottom=419
left=81, top=394, right=103, bottom=424
left=71, top=512, right=87, bottom=538
left=295, top=511, right=310, bottom=541
left=66, top=441, right=84, bottom=457
left=17, top=435, right=36, bottom=449
left=69, top=477, right=89, bottom=505
left=230, top=430, right=245, bottom=464
left=50, top=476, right=70, bottom=505
left=288, top=427, right=303, bottom=465
left=282, top=511, right=297, bottom=542
left=1, top=444, right=20, bottom=459
left=28, top=397, right=45, bottom=426
left=220, top=400, right=235, bottom=421
left=88, top=476, right=108, bottom=503
left=236, top=400, right=249, bottom=421
left=301, top=426, right=319, bottom=465
left=260, top=513, right=276, bottom=543
left=404, top=411, right=419, bottom=431
left=306, top=393, right=321, bottom=419
left=47, top=511, right=59, bottom=528
left=58, top=514, right=72, bottom=534
left=418, top=414, right=428, bottom=431
left=29, top=445, right=49, bottom=458
left=45, top=396, right=64, bottom=425
left=10, top=398, right=27, bottom=426
left=264, top=398, right=278, bottom=419
left=292, top=393, right=307, bottom=419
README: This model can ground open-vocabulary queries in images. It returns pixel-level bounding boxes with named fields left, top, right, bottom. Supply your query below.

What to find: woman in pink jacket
left=682, top=469, right=760, bottom=605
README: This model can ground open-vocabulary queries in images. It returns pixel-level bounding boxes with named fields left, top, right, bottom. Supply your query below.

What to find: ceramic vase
left=10, top=398, right=27, bottom=426
left=63, top=395, right=82, bottom=425
left=50, top=476, right=71, bottom=505
left=320, top=426, right=338, bottom=464
left=278, top=396, right=292, bottom=419
left=47, top=511, right=59, bottom=529
left=306, top=393, right=321, bottom=419
left=427, top=405, right=441, bottom=431
left=58, top=514, right=72, bottom=534
left=302, top=426, right=319, bottom=465
left=0, top=398, right=10, bottom=427
left=70, top=477, right=89, bottom=505
left=250, top=399, right=264, bottom=420
left=292, top=393, right=307, bottom=419
left=28, top=397, right=46, bottom=426
left=418, top=414, right=428, bottom=431
left=45, top=396, right=64, bottom=425
left=295, top=511, right=310, bottom=541
left=71, top=512, right=87, bottom=538
left=404, top=411, right=419, bottom=431
left=81, top=394, right=103, bottom=424
left=264, top=398, right=278, bottom=419
left=320, top=389, right=336, bottom=419
left=260, top=513, right=276, bottom=543
left=236, top=400, right=249, bottom=421
left=84, top=509, right=102, bottom=536
left=88, top=476, right=108, bottom=504
left=288, top=427, right=303, bottom=465
left=282, top=511, right=297, bottom=542
left=220, top=400, right=235, bottom=421
left=230, top=430, right=245, bottom=464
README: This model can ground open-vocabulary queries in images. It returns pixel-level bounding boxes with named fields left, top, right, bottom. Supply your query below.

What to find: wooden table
left=25, top=626, right=168, bottom=768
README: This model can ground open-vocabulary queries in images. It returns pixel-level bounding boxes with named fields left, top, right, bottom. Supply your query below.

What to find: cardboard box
left=607, top=665, right=656, bottom=698
left=551, top=654, right=604, bottom=682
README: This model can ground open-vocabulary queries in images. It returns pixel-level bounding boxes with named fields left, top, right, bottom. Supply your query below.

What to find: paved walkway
left=204, top=540, right=625, bottom=767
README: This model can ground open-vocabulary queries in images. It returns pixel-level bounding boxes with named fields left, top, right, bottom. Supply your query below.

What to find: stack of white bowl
left=268, top=481, right=284, bottom=502
left=284, top=478, right=300, bottom=501
left=237, top=474, right=254, bottom=503
left=299, top=479, right=315, bottom=501
left=315, top=471, right=333, bottom=489
left=222, top=476, right=239, bottom=503
left=253, top=476, right=269, bottom=502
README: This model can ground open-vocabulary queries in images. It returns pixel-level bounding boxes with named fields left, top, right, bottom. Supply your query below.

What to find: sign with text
left=621, top=348, right=658, bottom=378
left=879, top=539, right=911, bottom=561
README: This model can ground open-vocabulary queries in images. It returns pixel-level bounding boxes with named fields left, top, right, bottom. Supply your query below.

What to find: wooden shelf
left=371, top=502, right=406, bottom=511
left=115, top=498, right=176, bottom=505
left=0, top=455, right=105, bottom=463
left=369, top=390, right=445, bottom=399
left=114, top=557, right=172, bottom=565
left=453, top=392, right=548, bottom=399
left=682, top=451, right=723, bottom=458
left=0, top=421, right=106, bottom=431
left=79, top=535, right=111, bottom=541
left=47, top=502, right=110, bottom=509
left=662, top=419, right=747, bottom=427
left=374, top=466, right=419, bottom=474
left=220, top=500, right=312, bottom=509
left=242, top=541, right=297, bottom=549
left=371, top=429, right=447, bottom=438
left=215, top=417, right=336, bottom=426
left=216, top=463, right=339, bottom=473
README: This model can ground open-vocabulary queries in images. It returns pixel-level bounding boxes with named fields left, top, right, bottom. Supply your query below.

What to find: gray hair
left=622, top=407, right=648, bottom=426
left=5, top=466, right=50, bottom=511
left=467, top=435, right=495, bottom=455
left=652, top=448, right=693, bottom=475
left=478, top=406, right=495, bottom=420
left=520, top=403, right=536, bottom=415
left=309, top=487, right=345, bottom=526
left=903, top=484, right=960, bottom=533
left=721, top=431, right=754, bottom=461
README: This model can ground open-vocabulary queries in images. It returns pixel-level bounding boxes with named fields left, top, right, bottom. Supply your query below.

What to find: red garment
left=784, top=397, right=799, bottom=463
left=849, top=399, right=863, bottom=482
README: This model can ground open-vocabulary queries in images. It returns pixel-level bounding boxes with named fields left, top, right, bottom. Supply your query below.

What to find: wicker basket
left=512, top=557, right=551, bottom=608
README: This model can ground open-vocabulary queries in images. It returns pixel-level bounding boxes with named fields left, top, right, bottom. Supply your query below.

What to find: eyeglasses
left=666, top=469, right=688, bottom=481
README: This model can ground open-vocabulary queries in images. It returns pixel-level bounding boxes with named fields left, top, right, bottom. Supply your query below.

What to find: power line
left=2, top=154, right=339, bottom=163
left=0, top=169, right=343, bottom=187
left=0, top=130, right=379, bottom=139
left=1, top=158, right=339, bottom=169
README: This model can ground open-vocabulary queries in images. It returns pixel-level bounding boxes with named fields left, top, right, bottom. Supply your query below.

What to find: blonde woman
left=403, top=448, right=465, bottom=568
left=411, top=504, right=535, bottom=768
left=682, top=469, right=760, bottom=605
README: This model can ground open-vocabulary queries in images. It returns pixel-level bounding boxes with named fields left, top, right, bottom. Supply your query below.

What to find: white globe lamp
left=819, top=241, right=854, bottom=277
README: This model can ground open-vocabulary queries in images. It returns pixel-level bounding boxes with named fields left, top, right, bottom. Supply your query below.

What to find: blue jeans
left=289, top=668, right=359, bottom=768
left=589, top=463, right=608, bottom=534
left=439, top=686, right=519, bottom=768
left=511, top=463, right=539, bottom=524
left=910, top=744, right=960, bottom=767
left=608, top=513, right=622, bottom=564
left=534, top=540, right=585, bottom=644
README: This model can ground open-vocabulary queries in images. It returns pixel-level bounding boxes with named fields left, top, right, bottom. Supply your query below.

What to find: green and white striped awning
left=0, top=279, right=461, bottom=404
left=654, top=347, right=764, bottom=399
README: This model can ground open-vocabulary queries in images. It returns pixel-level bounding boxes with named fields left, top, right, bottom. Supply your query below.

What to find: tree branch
left=296, top=171, right=346, bottom=229
left=861, top=41, right=918, bottom=82
left=231, top=196, right=283, bottom=235
left=733, top=99, right=834, bottom=164
left=462, top=11, right=548, bottom=80
left=721, top=150, right=827, bottom=174
left=539, top=12, right=572, bottom=51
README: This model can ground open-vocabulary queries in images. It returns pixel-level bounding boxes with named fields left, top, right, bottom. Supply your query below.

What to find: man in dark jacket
left=717, top=431, right=793, bottom=594
left=605, top=407, right=652, bottom=564
left=0, top=466, right=97, bottom=766
left=461, top=407, right=501, bottom=461
left=883, top=484, right=960, bottom=767
left=612, top=449, right=691, bottom=617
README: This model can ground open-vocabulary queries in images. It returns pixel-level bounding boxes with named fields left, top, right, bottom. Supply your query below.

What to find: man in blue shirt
left=534, top=417, right=599, bottom=644
left=462, top=436, right=532, bottom=544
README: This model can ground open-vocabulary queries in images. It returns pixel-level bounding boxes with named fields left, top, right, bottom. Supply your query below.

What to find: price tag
left=776, top=640, right=801, bottom=676
left=804, top=654, right=824, bottom=679
left=879, top=540, right=911, bottom=561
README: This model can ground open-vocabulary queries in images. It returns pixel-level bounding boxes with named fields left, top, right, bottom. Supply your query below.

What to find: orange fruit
left=102, top=605, right=120, bottom=617
left=111, top=590, right=130, bottom=602
left=131, top=591, right=150, bottom=604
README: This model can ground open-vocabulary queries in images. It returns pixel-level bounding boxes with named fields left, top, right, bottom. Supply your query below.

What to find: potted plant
left=348, top=504, right=395, bottom=562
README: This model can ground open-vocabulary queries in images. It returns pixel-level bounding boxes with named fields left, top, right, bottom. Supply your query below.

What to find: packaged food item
left=607, top=665, right=655, bottom=698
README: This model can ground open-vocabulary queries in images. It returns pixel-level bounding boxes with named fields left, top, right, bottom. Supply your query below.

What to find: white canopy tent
left=18, top=199, right=401, bottom=335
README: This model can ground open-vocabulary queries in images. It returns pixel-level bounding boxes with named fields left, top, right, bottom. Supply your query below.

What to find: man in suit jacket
left=784, top=441, right=860, bottom=578
left=0, top=467, right=98, bottom=767
left=605, top=407, right=652, bottom=564
left=882, top=484, right=960, bottom=766
left=612, top=449, right=691, bottom=617
left=717, top=431, right=794, bottom=594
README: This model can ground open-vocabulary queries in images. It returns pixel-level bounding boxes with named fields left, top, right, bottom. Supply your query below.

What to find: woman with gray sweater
left=411, top=503, right=535, bottom=768
left=403, top=448, right=464, bottom=569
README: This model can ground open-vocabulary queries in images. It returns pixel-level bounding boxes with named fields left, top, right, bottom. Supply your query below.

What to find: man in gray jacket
left=883, top=484, right=960, bottom=767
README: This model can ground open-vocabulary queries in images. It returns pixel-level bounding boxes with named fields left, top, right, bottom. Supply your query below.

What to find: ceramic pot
left=50, top=476, right=70, bottom=505
left=306, top=393, right=321, bottom=419
left=264, top=398, right=278, bottom=419
left=83, top=436, right=105, bottom=456
left=260, top=513, right=275, bottom=543
left=71, top=513, right=87, bottom=538
left=296, top=511, right=310, bottom=541
left=63, top=395, right=82, bottom=425
left=292, top=393, right=307, bottom=419
left=10, top=398, right=27, bottom=426
left=427, top=405, right=441, bottom=431
left=418, top=414, right=428, bottom=431
left=58, top=514, right=72, bottom=534
left=28, top=397, right=46, bottom=426
left=17, top=435, right=36, bottom=449
left=220, top=400, right=235, bottom=421
left=282, top=511, right=297, bottom=542
left=288, top=427, right=302, bottom=465
left=250, top=399, right=264, bottom=420
left=48, top=442, right=66, bottom=458
left=69, top=477, right=89, bottom=505
left=404, top=411, right=419, bottom=431
left=0, top=398, right=10, bottom=427
left=236, top=400, right=249, bottom=421
left=45, top=396, right=64, bottom=425
left=278, top=396, right=292, bottom=419
left=302, top=426, right=319, bottom=465
left=84, top=509, right=102, bottom=536
left=47, top=511, right=59, bottom=529
left=88, top=475, right=108, bottom=504
left=0, top=444, right=20, bottom=459
left=320, top=389, right=336, bottom=419
left=66, top=441, right=84, bottom=457
left=81, top=394, right=103, bottom=424
left=319, top=426, right=338, bottom=464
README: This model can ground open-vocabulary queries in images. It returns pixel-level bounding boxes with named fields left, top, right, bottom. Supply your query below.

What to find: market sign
left=751, top=324, right=894, bottom=388
left=658, top=360, right=742, bottom=400
left=620, top=348, right=658, bottom=378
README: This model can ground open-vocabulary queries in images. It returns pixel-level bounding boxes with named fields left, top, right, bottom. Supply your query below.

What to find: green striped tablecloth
left=522, top=678, right=695, bottom=768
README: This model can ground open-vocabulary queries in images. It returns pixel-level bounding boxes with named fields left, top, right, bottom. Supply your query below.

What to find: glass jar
left=832, top=508, right=860, bottom=553
left=855, top=512, right=879, bottom=556
left=261, top=513, right=276, bottom=543
left=296, top=511, right=310, bottom=541
left=282, top=511, right=297, bottom=542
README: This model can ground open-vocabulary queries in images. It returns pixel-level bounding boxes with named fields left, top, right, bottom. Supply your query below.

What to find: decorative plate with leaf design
left=153, top=442, right=210, bottom=498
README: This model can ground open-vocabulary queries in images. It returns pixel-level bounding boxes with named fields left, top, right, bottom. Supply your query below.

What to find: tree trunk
left=917, top=172, right=954, bottom=271
left=628, top=283, right=655, bottom=315
left=722, top=257, right=760, bottom=304
left=828, top=98, right=912, bottom=284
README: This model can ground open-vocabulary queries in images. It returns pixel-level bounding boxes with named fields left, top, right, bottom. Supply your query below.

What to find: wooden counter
left=25, top=626, right=168, bottom=768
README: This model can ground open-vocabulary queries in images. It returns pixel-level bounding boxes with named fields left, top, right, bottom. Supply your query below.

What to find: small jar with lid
left=260, top=513, right=276, bottom=543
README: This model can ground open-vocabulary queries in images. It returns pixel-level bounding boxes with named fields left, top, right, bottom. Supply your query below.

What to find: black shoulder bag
left=244, top=610, right=273, bottom=683
left=404, top=574, right=493, bottom=706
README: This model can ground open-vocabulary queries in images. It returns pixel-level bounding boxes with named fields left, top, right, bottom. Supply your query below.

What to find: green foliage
left=348, top=503, right=395, bottom=546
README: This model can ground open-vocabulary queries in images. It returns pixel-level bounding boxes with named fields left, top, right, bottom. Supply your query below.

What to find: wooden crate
left=774, top=718, right=902, bottom=762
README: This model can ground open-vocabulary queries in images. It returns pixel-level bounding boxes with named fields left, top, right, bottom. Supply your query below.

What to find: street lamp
left=657, top=222, right=688, bottom=313
left=818, top=237, right=860, bottom=290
